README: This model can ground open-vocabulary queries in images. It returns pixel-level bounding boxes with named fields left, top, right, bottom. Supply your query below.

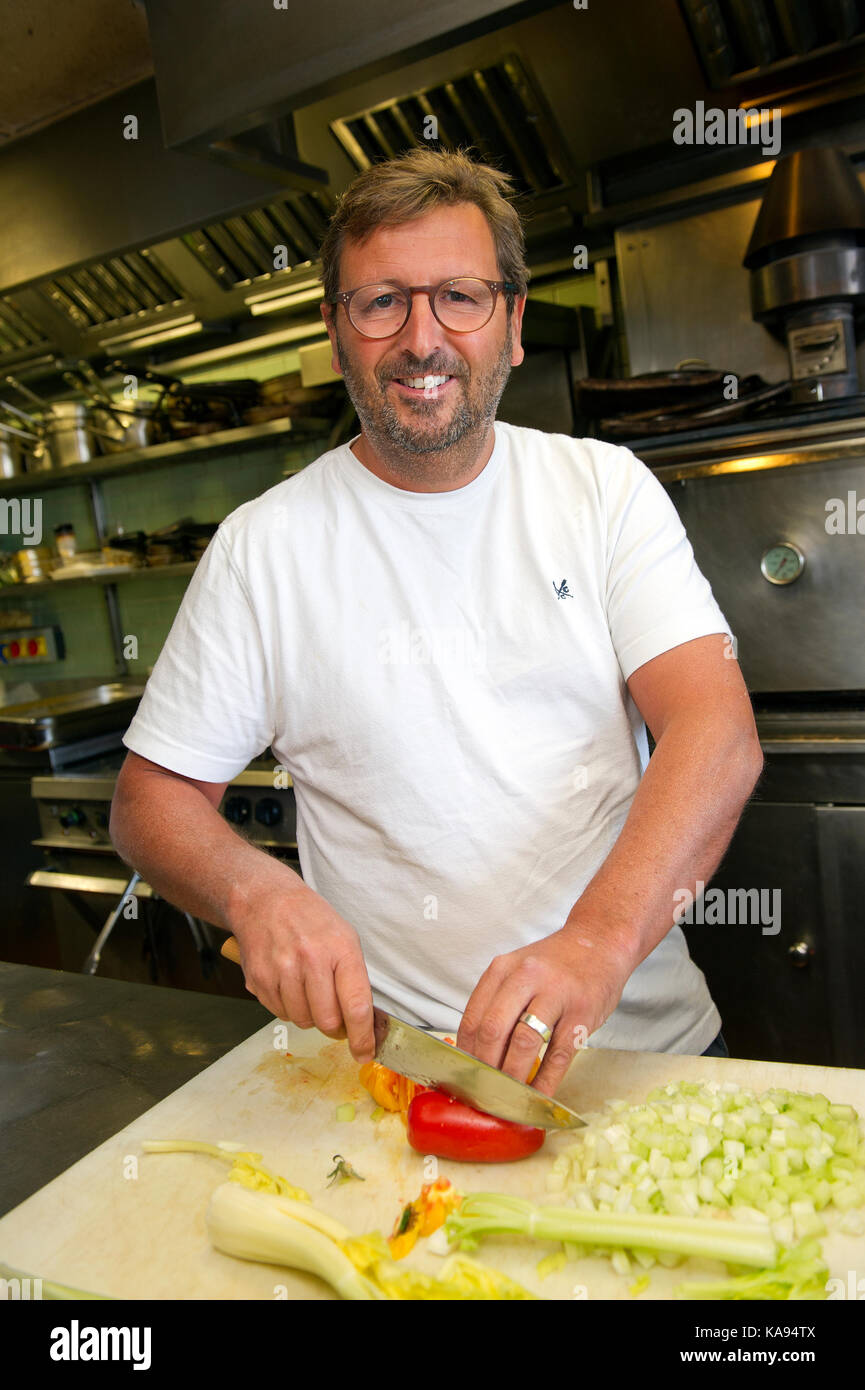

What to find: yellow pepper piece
left=387, top=1178, right=462, bottom=1260
left=359, top=1060, right=422, bottom=1116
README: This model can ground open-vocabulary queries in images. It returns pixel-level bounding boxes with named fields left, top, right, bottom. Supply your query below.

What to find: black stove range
left=612, top=405, right=865, bottom=1070
left=25, top=747, right=299, bottom=979
left=615, top=392, right=865, bottom=458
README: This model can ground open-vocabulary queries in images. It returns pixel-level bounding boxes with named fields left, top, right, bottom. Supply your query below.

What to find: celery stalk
left=446, top=1193, right=776, bottom=1267
left=674, top=1239, right=829, bottom=1300
left=0, top=1261, right=109, bottom=1300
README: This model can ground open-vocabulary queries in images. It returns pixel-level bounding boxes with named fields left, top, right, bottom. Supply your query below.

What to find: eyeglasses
left=327, top=277, right=519, bottom=339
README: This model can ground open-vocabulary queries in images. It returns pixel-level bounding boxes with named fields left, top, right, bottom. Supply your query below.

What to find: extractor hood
left=3, top=0, right=865, bottom=382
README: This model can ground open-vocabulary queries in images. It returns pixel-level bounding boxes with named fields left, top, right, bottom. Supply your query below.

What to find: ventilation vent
left=38, top=250, right=185, bottom=330
left=680, top=0, right=865, bottom=88
left=0, top=296, right=50, bottom=359
left=330, top=55, right=575, bottom=198
left=182, top=191, right=335, bottom=289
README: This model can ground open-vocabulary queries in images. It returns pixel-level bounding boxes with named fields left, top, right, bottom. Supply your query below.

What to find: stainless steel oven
left=27, top=750, right=300, bottom=982
left=637, top=408, right=865, bottom=1066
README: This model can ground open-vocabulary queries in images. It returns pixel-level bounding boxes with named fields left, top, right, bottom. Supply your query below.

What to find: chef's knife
left=373, top=1007, right=587, bottom=1131
left=220, top=936, right=586, bottom=1130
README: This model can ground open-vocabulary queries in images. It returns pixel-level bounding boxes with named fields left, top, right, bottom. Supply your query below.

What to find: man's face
left=321, top=203, right=525, bottom=458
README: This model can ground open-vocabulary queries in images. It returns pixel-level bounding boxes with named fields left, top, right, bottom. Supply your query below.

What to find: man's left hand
left=456, top=926, right=633, bottom=1097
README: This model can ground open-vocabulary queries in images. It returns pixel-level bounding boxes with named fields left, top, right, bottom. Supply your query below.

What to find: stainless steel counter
left=0, top=960, right=271, bottom=1217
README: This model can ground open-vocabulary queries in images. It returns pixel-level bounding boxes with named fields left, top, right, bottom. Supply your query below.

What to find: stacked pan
left=0, top=364, right=163, bottom=475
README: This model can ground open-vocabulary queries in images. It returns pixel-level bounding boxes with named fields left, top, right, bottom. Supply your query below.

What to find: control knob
left=254, top=797, right=283, bottom=828
left=224, top=796, right=251, bottom=825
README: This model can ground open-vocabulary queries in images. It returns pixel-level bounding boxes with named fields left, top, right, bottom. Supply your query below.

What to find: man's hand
left=456, top=636, right=763, bottom=1099
left=456, top=926, right=633, bottom=1097
left=231, top=882, right=376, bottom=1063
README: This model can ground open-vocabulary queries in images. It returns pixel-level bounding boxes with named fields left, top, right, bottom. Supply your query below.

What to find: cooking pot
left=0, top=421, right=32, bottom=478
left=4, top=375, right=115, bottom=468
left=58, top=363, right=164, bottom=454
left=88, top=400, right=161, bottom=452
left=0, top=430, right=23, bottom=479
left=43, top=401, right=97, bottom=468
left=0, top=400, right=50, bottom=473
left=15, top=546, right=55, bottom=581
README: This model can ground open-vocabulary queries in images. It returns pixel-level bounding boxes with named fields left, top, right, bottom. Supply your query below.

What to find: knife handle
left=221, top=935, right=242, bottom=965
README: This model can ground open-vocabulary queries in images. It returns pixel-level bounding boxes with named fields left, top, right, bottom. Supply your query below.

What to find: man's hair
left=319, top=146, right=530, bottom=309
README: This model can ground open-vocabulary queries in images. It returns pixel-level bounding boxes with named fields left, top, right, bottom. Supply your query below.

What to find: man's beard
left=333, top=320, right=514, bottom=476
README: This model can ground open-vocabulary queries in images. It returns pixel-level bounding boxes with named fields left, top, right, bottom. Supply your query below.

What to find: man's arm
left=109, top=751, right=375, bottom=1059
left=456, top=634, right=764, bottom=1094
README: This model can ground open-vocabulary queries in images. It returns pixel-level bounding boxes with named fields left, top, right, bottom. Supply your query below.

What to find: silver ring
left=519, top=1011, right=552, bottom=1044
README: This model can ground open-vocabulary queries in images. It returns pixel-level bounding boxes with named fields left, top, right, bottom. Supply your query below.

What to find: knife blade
left=218, top=937, right=586, bottom=1130
left=374, top=1009, right=587, bottom=1131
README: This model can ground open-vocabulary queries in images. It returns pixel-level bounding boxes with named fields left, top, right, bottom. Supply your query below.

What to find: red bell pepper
left=406, top=1089, right=545, bottom=1163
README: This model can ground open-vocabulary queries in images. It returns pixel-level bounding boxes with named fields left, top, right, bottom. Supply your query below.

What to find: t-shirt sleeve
left=601, top=443, right=732, bottom=682
left=122, top=526, right=275, bottom=781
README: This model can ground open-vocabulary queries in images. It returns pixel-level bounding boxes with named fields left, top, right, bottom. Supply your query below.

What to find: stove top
left=35, top=746, right=280, bottom=783
left=612, top=392, right=865, bottom=457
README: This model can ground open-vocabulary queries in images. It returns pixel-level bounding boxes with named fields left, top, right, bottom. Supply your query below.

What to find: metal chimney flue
left=744, top=147, right=865, bottom=403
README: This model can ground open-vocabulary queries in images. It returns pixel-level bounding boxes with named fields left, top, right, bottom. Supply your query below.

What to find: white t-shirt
left=123, top=421, right=731, bottom=1051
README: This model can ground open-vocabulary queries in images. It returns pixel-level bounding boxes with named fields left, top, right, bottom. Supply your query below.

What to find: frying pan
left=110, top=360, right=260, bottom=434
left=576, top=370, right=729, bottom=417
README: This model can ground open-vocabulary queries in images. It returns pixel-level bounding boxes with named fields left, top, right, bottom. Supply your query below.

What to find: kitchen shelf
left=0, top=415, right=333, bottom=496
left=0, top=411, right=335, bottom=678
left=0, top=561, right=199, bottom=598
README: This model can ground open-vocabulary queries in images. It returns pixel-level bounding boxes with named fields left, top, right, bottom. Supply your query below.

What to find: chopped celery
left=547, top=1078, right=865, bottom=1295
left=536, top=1251, right=568, bottom=1280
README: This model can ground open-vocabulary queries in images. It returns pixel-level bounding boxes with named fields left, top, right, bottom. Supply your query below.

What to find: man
left=112, top=147, right=763, bottom=1099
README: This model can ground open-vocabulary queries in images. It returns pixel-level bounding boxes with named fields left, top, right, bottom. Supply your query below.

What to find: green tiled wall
left=99, top=438, right=316, bottom=538
left=0, top=486, right=99, bottom=555
left=0, top=432, right=329, bottom=682
left=111, top=570, right=195, bottom=675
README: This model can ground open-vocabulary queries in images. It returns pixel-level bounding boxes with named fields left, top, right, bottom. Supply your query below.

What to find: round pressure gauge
left=760, top=541, right=806, bottom=586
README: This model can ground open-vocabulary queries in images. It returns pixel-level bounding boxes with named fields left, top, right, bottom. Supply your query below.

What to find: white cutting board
left=1, top=1027, right=864, bottom=1300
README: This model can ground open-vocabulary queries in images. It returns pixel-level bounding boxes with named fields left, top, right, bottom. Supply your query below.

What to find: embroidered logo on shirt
left=553, top=579, right=573, bottom=599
